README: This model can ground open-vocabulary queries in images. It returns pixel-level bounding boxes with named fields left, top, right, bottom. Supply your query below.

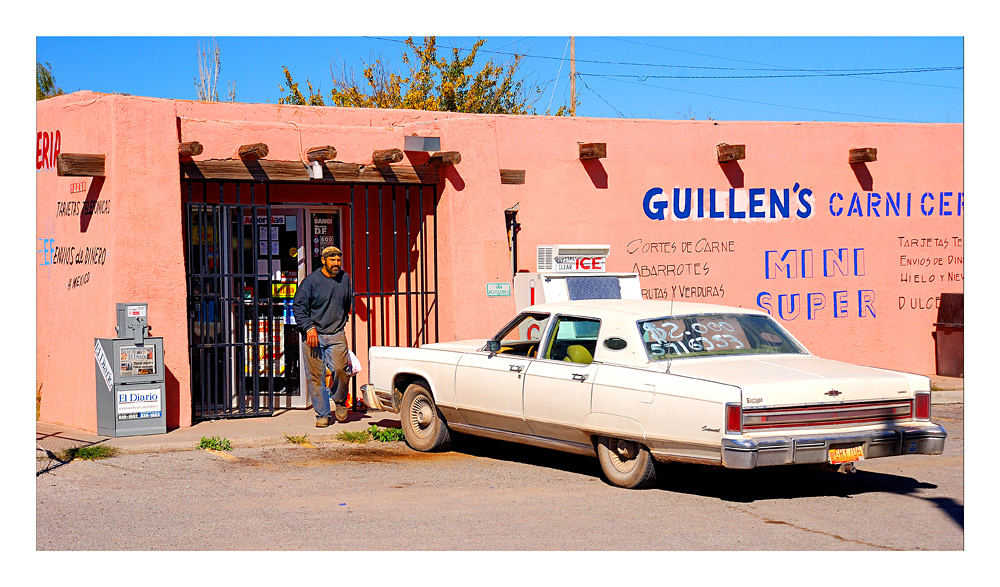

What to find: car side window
left=495, top=313, right=550, bottom=357
left=544, top=316, right=601, bottom=365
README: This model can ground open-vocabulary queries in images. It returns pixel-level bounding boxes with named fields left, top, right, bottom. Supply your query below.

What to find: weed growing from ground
left=284, top=433, right=310, bottom=445
left=336, top=430, right=372, bottom=443
left=198, top=436, right=232, bottom=451
left=368, top=424, right=405, bottom=442
left=60, top=445, right=119, bottom=461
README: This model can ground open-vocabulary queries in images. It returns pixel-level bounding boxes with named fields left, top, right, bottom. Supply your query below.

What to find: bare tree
left=195, top=39, right=221, bottom=101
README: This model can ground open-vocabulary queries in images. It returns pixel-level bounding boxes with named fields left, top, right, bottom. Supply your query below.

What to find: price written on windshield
left=643, top=319, right=744, bottom=356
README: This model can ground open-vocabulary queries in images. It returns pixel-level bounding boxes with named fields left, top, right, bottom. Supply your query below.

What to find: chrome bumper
left=721, top=423, right=947, bottom=469
left=360, top=384, right=398, bottom=413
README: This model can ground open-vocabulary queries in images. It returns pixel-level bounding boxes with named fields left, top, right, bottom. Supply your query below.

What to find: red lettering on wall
left=42, top=133, right=50, bottom=168
left=36, top=130, right=62, bottom=171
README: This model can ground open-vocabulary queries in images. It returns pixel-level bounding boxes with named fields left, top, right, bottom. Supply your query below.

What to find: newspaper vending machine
left=95, top=303, right=166, bottom=437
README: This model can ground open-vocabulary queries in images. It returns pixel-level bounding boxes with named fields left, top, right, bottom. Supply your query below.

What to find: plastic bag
left=346, top=350, right=362, bottom=376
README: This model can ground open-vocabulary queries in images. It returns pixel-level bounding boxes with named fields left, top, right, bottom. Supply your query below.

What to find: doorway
left=182, top=180, right=438, bottom=420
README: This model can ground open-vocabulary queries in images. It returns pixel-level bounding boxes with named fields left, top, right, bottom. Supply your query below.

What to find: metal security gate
left=183, top=180, right=439, bottom=420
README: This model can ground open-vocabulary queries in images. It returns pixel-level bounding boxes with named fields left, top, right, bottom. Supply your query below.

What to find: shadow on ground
left=448, top=434, right=961, bottom=528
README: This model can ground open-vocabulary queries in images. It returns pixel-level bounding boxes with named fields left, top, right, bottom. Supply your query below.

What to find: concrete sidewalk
left=37, top=406, right=402, bottom=469
left=35, top=389, right=964, bottom=466
left=37, top=379, right=963, bottom=465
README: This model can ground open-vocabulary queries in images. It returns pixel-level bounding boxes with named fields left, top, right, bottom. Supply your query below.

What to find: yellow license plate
left=829, top=445, right=865, bottom=464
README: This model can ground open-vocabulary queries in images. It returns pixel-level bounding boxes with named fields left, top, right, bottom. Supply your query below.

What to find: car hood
left=665, top=354, right=927, bottom=406
left=420, top=339, right=488, bottom=353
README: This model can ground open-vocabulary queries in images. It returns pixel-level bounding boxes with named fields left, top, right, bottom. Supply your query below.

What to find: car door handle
left=572, top=373, right=589, bottom=382
left=509, top=365, right=523, bottom=373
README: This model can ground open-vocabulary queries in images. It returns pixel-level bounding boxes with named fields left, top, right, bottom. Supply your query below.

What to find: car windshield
left=638, top=313, right=805, bottom=360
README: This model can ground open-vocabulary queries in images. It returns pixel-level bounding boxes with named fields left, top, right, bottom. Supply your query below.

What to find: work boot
left=315, top=416, right=330, bottom=428
left=334, top=404, right=348, bottom=423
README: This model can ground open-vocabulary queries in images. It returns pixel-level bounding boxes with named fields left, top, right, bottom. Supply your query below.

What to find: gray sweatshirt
left=292, top=269, right=353, bottom=335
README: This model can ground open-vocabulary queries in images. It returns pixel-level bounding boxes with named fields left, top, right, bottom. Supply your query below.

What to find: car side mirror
left=486, top=339, right=501, bottom=356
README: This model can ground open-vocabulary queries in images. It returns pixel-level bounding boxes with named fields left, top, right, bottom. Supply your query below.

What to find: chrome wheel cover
left=607, top=439, right=640, bottom=473
left=408, top=394, right=434, bottom=439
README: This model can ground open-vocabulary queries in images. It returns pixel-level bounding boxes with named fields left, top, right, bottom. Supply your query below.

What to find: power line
left=575, top=74, right=626, bottom=118
left=362, top=36, right=962, bottom=74
left=606, top=36, right=963, bottom=90
left=587, top=74, right=926, bottom=123
left=580, top=66, right=962, bottom=81
left=546, top=38, right=570, bottom=114
left=355, top=36, right=957, bottom=122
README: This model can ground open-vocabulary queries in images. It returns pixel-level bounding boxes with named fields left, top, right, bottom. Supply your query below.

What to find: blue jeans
left=305, top=330, right=350, bottom=418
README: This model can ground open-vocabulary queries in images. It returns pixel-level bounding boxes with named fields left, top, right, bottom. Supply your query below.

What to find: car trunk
left=667, top=354, right=922, bottom=431
left=667, top=354, right=915, bottom=405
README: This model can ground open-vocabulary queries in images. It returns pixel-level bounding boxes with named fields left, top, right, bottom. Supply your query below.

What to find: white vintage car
left=361, top=300, right=946, bottom=489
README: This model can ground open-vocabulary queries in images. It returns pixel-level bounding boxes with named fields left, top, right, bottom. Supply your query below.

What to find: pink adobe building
left=36, top=91, right=964, bottom=432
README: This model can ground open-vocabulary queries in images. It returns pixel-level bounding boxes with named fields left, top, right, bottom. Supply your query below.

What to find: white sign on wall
left=487, top=282, right=512, bottom=297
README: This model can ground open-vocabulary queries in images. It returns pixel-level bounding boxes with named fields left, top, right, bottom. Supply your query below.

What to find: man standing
left=292, top=246, right=353, bottom=427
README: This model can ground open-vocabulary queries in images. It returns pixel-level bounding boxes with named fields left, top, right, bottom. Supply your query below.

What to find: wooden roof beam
left=428, top=151, right=461, bottom=166
left=57, top=153, right=105, bottom=177
left=181, top=159, right=440, bottom=184
left=578, top=142, right=606, bottom=160
left=306, top=145, right=337, bottom=162
left=849, top=147, right=877, bottom=164
left=238, top=143, right=269, bottom=160
left=373, top=148, right=404, bottom=165
left=178, top=142, right=203, bottom=157
left=500, top=169, right=525, bottom=185
left=717, top=143, right=746, bottom=163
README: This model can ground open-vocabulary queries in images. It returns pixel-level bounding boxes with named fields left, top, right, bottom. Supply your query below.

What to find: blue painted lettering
left=939, top=191, right=952, bottom=216
left=847, top=193, right=864, bottom=216
left=778, top=294, right=801, bottom=320
left=858, top=290, right=876, bottom=318
left=833, top=290, right=849, bottom=318
left=673, top=188, right=693, bottom=219
left=921, top=193, right=934, bottom=216
left=756, top=291, right=773, bottom=315
left=807, top=293, right=826, bottom=320
left=728, top=189, right=746, bottom=219
left=867, top=192, right=881, bottom=217
left=770, top=188, right=790, bottom=218
left=749, top=188, right=766, bottom=219
left=829, top=192, right=844, bottom=216
left=644, top=184, right=816, bottom=220
left=643, top=187, right=669, bottom=220
left=709, top=188, right=725, bottom=218
left=765, top=250, right=797, bottom=280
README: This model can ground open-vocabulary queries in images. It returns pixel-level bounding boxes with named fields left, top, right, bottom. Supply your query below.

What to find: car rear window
left=638, top=313, right=805, bottom=360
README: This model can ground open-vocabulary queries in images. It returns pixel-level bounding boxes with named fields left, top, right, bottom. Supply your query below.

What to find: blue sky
left=35, top=36, right=963, bottom=123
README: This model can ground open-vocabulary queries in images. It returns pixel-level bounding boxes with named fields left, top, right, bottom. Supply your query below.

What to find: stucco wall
left=486, top=116, right=963, bottom=372
left=37, top=93, right=116, bottom=430
left=37, top=92, right=962, bottom=431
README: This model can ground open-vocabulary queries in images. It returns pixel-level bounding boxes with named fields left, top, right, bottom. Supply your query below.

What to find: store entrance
left=183, top=179, right=346, bottom=419
left=238, top=207, right=343, bottom=410
left=184, top=179, right=439, bottom=421
left=236, top=207, right=305, bottom=403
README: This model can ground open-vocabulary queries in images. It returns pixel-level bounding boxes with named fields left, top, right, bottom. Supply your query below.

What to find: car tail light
left=914, top=392, right=931, bottom=421
left=725, top=403, right=742, bottom=434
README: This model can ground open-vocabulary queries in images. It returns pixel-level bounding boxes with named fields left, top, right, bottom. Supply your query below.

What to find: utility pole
left=570, top=36, right=576, bottom=116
